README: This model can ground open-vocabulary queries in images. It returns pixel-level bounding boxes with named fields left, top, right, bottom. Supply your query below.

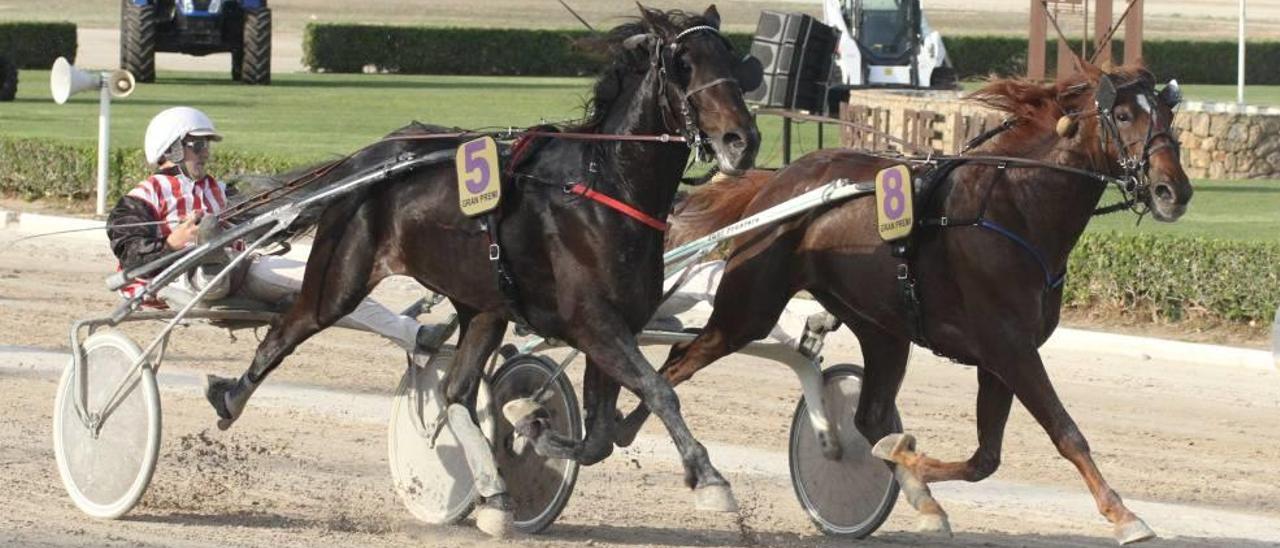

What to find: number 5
left=463, top=139, right=490, bottom=194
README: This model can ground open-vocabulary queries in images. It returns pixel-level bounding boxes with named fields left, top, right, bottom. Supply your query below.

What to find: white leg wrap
left=446, top=404, right=506, bottom=498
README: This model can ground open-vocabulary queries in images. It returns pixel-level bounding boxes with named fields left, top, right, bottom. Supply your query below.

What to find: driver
left=106, top=106, right=448, bottom=357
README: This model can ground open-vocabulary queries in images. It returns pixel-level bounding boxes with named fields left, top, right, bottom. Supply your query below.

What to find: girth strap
left=480, top=213, right=530, bottom=328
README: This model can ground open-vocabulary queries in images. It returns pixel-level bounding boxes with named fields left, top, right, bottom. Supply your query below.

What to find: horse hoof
left=917, top=512, right=953, bottom=537
left=475, top=507, right=514, bottom=538
left=502, top=397, right=541, bottom=425
left=694, top=484, right=738, bottom=513
left=1115, top=518, right=1156, bottom=545
left=205, top=375, right=237, bottom=426
left=870, top=432, right=916, bottom=462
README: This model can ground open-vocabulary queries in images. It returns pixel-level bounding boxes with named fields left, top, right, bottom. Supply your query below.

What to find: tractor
left=823, top=0, right=957, bottom=89
left=120, top=0, right=272, bottom=85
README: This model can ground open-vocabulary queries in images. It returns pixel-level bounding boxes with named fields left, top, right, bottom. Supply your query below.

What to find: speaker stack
left=745, top=11, right=837, bottom=113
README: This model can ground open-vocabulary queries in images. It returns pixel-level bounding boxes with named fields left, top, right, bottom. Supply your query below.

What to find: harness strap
left=974, top=219, right=1067, bottom=289
left=480, top=214, right=530, bottom=328
left=567, top=183, right=669, bottom=232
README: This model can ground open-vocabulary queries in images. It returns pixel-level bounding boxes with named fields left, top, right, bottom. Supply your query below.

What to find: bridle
left=648, top=24, right=743, bottom=163
left=1092, top=75, right=1182, bottom=216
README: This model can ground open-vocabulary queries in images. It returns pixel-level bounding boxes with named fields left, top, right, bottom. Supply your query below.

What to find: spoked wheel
left=387, top=346, right=494, bottom=524
left=490, top=354, right=582, bottom=534
left=53, top=329, right=162, bottom=519
left=789, top=363, right=900, bottom=538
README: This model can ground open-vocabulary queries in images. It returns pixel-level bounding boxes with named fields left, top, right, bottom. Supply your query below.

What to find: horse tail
left=665, top=169, right=774, bottom=250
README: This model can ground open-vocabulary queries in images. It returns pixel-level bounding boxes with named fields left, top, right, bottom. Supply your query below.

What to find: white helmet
left=144, top=106, right=223, bottom=165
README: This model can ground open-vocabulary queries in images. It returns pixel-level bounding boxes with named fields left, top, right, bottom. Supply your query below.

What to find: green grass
left=1171, top=84, right=1280, bottom=107
left=1089, top=180, right=1280, bottom=243
left=0, top=69, right=824, bottom=169
left=1, top=70, right=594, bottom=162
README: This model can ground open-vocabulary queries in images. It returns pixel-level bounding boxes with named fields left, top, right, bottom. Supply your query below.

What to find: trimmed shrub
left=944, top=37, right=1280, bottom=84
left=6, top=131, right=1276, bottom=328
left=0, top=137, right=302, bottom=203
left=0, top=22, right=77, bottom=69
left=1065, top=232, right=1280, bottom=324
left=303, top=23, right=754, bottom=76
left=305, top=23, right=1279, bottom=85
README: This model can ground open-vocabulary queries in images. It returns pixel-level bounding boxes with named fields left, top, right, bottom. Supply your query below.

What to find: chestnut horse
left=203, top=5, right=759, bottom=536
left=618, top=63, right=1191, bottom=543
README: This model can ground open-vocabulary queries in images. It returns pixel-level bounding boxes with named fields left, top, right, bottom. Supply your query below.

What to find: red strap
left=568, top=183, right=668, bottom=232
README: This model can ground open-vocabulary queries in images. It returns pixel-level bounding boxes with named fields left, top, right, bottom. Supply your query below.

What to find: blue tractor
left=120, top=0, right=272, bottom=85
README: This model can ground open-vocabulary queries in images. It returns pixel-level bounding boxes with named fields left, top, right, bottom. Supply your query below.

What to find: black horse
left=204, top=5, right=759, bottom=537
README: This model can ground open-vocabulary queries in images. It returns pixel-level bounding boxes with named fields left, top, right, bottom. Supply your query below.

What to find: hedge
left=944, top=36, right=1280, bottom=84
left=0, top=22, right=77, bottom=69
left=302, top=24, right=752, bottom=76
left=5, top=136, right=1277, bottom=327
left=1065, top=232, right=1280, bottom=324
left=303, top=23, right=1279, bottom=85
left=0, top=136, right=300, bottom=204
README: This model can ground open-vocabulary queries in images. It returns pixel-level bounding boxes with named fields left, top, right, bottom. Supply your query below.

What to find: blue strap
left=975, top=219, right=1067, bottom=289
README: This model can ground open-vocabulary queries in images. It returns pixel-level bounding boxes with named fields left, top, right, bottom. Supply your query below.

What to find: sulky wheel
left=788, top=363, right=899, bottom=538
left=387, top=346, right=495, bottom=525
left=490, top=353, right=582, bottom=534
left=53, top=329, right=162, bottom=519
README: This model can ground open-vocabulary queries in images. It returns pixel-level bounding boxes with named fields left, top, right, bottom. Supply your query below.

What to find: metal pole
left=96, top=81, right=111, bottom=216
left=783, top=117, right=793, bottom=165
left=1238, top=0, right=1246, bottom=107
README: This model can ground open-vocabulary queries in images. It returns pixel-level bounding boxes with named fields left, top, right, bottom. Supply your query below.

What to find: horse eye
left=1116, top=111, right=1132, bottom=123
left=677, top=56, right=692, bottom=74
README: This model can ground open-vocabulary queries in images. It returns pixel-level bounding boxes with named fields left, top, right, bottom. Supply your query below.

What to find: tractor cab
left=823, top=0, right=956, bottom=89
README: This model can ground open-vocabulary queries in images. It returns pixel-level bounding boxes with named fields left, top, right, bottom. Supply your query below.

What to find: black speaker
left=745, top=11, right=836, bottom=113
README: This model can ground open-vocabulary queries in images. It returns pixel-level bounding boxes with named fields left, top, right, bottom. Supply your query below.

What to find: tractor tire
left=240, top=8, right=271, bottom=85
left=929, top=66, right=958, bottom=90
left=0, top=56, right=17, bottom=102
left=120, top=0, right=156, bottom=83
left=231, top=49, right=243, bottom=81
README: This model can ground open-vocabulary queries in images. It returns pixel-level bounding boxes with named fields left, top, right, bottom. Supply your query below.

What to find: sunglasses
left=182, top=139, right=213, bottom=153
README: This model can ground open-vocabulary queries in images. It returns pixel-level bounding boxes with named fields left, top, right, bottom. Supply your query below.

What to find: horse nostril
left=722, top=132, right=745, bottom=153
left=1154, top=183, right=1175, bottom=203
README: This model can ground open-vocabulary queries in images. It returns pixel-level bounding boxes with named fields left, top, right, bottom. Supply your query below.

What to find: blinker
left=1159, top=79, right=1182, bottom=108
left=733, top=55, right=764, bottom=93
left=1095, top=76, right=1117, bottom=112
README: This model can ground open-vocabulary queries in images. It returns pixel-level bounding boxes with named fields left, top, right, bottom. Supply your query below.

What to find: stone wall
left=839, top=90, right=1280, bottom=180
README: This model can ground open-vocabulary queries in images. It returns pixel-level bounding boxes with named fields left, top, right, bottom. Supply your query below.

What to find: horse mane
left=568, top=8, right=719, bottom=133
left=966, top=63, right=1155, bottom=150
left=665, top=169, right=775, bottom=250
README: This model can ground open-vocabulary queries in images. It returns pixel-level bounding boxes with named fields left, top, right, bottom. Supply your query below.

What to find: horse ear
left=1079, top=59, right=1105, bottom=80
left=703, top=5, right=722, bottom=29
left=637, top=2, right=660, bottom=26
left=622, top=33, right=653, bottom=50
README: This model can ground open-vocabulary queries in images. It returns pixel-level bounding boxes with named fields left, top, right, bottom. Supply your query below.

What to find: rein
left=566, top=183, right=670, bottom=231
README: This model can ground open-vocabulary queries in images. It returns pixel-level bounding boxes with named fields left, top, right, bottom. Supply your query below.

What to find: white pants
left=652, top=260, right=810, bottom=348
left=161, top=255, right=421, bottom=352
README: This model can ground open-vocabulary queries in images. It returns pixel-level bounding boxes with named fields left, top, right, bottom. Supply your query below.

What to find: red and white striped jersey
left=118, top=171, right=228, bottom=300
left=126, top=171, right=228, bottom=237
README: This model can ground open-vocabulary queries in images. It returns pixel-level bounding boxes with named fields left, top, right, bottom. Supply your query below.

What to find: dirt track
left=2, top=228, right=1280, bottom=547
